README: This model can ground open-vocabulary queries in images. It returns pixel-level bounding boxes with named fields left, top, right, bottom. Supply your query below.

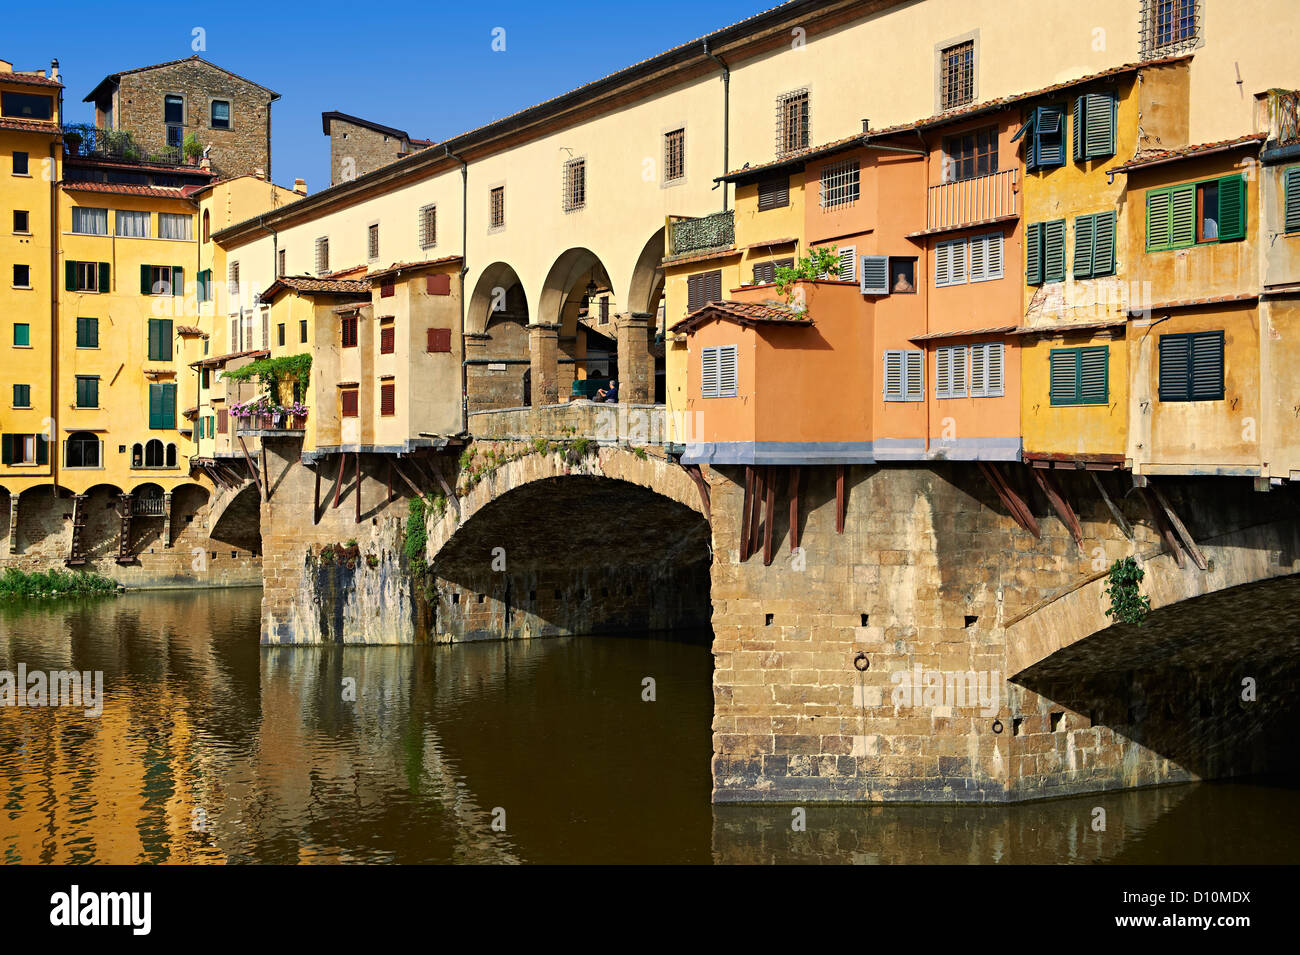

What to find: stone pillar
left=7, top=495, right=18, bottom=555
left=529, top=323, right=561, bottom=407
left=616, top=312, right=653, bottom=404
left=162, top=491, right=173, bottom=547
left=463, top=333, right=491, bottom=415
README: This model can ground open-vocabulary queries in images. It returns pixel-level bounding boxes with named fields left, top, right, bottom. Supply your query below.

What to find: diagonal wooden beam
left=683, top=463, right=711, bottom=523
left=788, top=466, right=801, bottom=553
left=1140, top=486, right=1186, bottom=569
left=390, top=459, right=432, bottom=505
left=333, top=452, right=345, bottom=508
left=1029, top=466, right=1084, bottom=548
left=1090, top=471, right=1133, bottom=540
left=762, top=467, right=776, bottom=566
left=238, top=436, right=264, bottom=499
left=739, top=465, right=755, bottom=561
left=835, top=464, right=846, bottom=534
left=978, top=462, right=1040, bottom=538
left=354, top=452, right=362, bottom=524
left=749, top=466, right=764, bottom=560
left=313, top=464, right=321, bottom=526
left=1149, top=483, right=1207, bottom=571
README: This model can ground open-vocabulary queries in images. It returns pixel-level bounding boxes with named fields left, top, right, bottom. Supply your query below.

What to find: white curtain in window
left=159, top=213, right=192, bottom=241
left=72, top=207, right=108, bottom=235
left=115, top=210, right=151, bottom=238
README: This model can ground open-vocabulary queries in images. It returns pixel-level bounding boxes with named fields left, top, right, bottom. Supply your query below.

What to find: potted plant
left=183, top=132, right=203, bottom=165
left=63, top=130, right=82, bottom=156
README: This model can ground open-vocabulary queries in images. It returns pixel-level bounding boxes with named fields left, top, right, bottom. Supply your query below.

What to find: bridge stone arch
left=426, top=445, right=711, bottom=642
left=626, top=227, right=666, bottom=318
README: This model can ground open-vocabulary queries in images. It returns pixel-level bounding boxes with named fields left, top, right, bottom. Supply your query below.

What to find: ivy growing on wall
left=774, top=245, right=840, bottom=309
left=1103, top=556, right=1151, bottom=625
left=221, top=354, right=312, bottom=397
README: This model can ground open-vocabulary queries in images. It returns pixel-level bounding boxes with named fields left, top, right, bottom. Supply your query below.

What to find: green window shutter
left=1026, top=222, right=1043, bottom=285
left=1147, top=190, right=1171, bottom=251
left=1158, top=334, right=1191, bottom=401
left=1049, top=349, right=1079, bottom=405
left=1093, top=210, right=1116, bottom=276
left=1072, top=97, right=1085, bottom=162
left=1285, top=167, right=1300, bottom=234
left=172, top=266, right=184, bottom=297
left=1, top=434, right=12, bottom=465
left=98, top=262, right=110, bottom=293
left=162, top=383, right=176, bottom=429
left=161, top=319, right=173, bottom=360
left=1012, top=113, right=1037, bottom=169
left=1218, top=175, right=1246, bottom=242
left=65, top=260, right=76, bottom=291
left=1170, top=184, right=1196, bottom=248
left=1079, top=347, right=1109, bottom=403
left=35, top=435, right=48, bottom=466
left=141, top=264, right=152, bottom=295
left=1043, top=219, right=1066, bottom=282
left=1190, top=331, right=1225, bottom=400
left=1084, top=92, right=1116, bottom=159
left=148, top=319, right=159, bottom=360
left=1034, top=106, right=1065, bottom=168
left=1073, top=214, right=1095, bottom=278
left=149, top=384, right=162, bottom=429
left=14, top=324, right=30, bottom=346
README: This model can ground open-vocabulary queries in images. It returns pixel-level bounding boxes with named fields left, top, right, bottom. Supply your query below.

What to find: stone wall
left=328, top=117, right=410, bottom=186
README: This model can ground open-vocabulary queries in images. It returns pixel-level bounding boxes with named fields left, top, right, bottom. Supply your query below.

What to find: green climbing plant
left=1103, top=556, right=1151, bottom=625
left=774, top=245, right=840, bottom=307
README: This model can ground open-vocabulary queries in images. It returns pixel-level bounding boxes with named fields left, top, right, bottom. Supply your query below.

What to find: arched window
left=202, top=209, right=210, bottom=243
left=166, top=443, right=177, bottom=468
left=132, top=443, right=143, bottom=467
left=65, top=432, right=101, bottom=468
left=144, top=439, right=165, bottom=468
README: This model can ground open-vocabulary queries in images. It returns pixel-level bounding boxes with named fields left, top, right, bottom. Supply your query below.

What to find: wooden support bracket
left=683, top=463, right=711, bottom=523
left=1029, top=466, right=1084, bottom=548
left=739, top=466, right=755, bottom=561
left=1150, top=483, right=1208, bottom=571
left=788, top=466, right=801, bottom=553
left=1090, top=471, right=1133, bottom=540
left=1140, top=486, right=1186, bottom=569
left=835, top=464, right=846, bottom=534
left=238, top=436, right=264, bottom=500
left=978, top=462, right=1040, bottom=538
left=762, top=467, right=776, bottom=566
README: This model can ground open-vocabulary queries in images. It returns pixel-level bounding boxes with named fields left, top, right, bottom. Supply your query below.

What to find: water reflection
left=1, top=591, right=1295, bottom=864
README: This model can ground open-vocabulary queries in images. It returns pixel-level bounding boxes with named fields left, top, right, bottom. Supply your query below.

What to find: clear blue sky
left=6, top=0, right=765, bottom=191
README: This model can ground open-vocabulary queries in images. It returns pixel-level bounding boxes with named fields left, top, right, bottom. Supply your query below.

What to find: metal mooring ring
left=853, top=652, right=870, bottom=672
left=991, top=719, right=1004, bottom=734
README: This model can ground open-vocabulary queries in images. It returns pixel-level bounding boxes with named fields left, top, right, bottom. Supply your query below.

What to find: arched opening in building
left=628, top=229, right=668, bottom=403
left=466, top=262, right=530, bottom=412
left=64, top=431, right=103, bottom=469
left=540, top=248, right=617, bottom=399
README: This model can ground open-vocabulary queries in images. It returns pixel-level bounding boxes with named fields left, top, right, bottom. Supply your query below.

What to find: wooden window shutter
left=687, top=274, right=703, bottom=312
left=140, top=264, right=152, bottom=295
left=427, top=328, right=451, bottom=353
left=758, top=177, right=789, bottom=211
left=700, top=346, right=720, bottom=398
left=718, top=345, right=738, bottom=397
left=1285, top=167, right=1300, bottom=234
left=1217, top=175, right=1247, bottom=242
left=969, top=236, right=987, bottom=282
left=149, top=384, right=162, bottom=428
left=217, top=409, right=228, bottom=434
left=949, top=238, right=968, bottom=285
left=1073, top=214, right=1095, bottom=278
left=1049, top=349, right=1079, bottom=405
left=65, top=260, right=76, bottom=291
left=1190, top=331, right=1225, bottom=400
left=1043, top=220, right=1066, bottom=282
left=882, top=350, right=903, bottom=400
left=380, top=326, right=395, bottom=354
left=1170, top=184, right=1196, bottom=247
left=1079, top=347, right=1108, bottom=404
left=1093, top=210, right=1116, bottom=275
left=341, top=389, right=358, bottom=417
left=1026, top=222, right=1044, bottom=285
left=1083, top=92, right=1116, bottom=159
left=162, top=383, right=176, bottom=429
left=859, top=255, right=889, bottom=295
left=934, top=241, right=952, bottom=287
left=426, top=273, right=451, bottom=295
left=1158, top=335, right=1190, bottom=401
left=1146, top=190, right=1171, bottom=251
left=752, top=261, right=775, bottom=285
left=705, top=270, right=722, bottom=304
left=935, top=347, right=952, bottom=398
left=969, top=344, right=987, bottom=397
left=98, top=263, right=110, bottom=293
left=1072, top=96, right=1086, bottom=162
left=904, top=351, right=923, bottom=401
left=380, top=382, right=396, bottom=415
left=381, top=281, right=395, bottom=298
left=981, top=233, right=1004, bottom=280
left=35, top=435, right=47, bottom=466
left=172, top=266, right=184, bottom=297
left=1, top=434, right=12, bottom=465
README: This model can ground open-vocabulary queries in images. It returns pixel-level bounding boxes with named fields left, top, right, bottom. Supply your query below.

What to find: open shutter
left=65, top=260, right=76, bottom=291
left=934, top=242, right=952, bottom=287
left=905, top=351, right=924, bottom=401
left=1093, top=210, right=1116, bottom=275
left=860, top=255, right=889, bottom=295
left=140, top=264, right=152, bottom=295
left=1072, top=96, right=1086, bottom=162
left=986, top=343, right=1004, bottom=397
left=1147, top=190, right=1171, bottom=251
left=1073, top=214, right=1095, bottom=278
left=1218, top=175, right=1246, bottom=242
left=149, top=384, right=162, bottom=429
left=700, top=346, right=719, bottom=399
left=1170, top=184, right=1196, bottom=247
left=1286, top=167, right=1300, bottom=234
left=172, top=266, right=184, bottom=297
left=1190, top=331, right=1225, bottom=400
left=160, top=320, right=173, bottom=361
left=1012, top=112, right=1036, bottom=168
left=1079, top=348, right=1108, bottom=403
left=1049, top=350, right=1079, bottom=405
left=98, top=263, right=110, bottom=293
left=837, top=247, right=857, bottom=284
left=147, top=320, right=159, bottom=360
left=1084, top=92, right=1116, bottom=158
left=1158, top=335, right=1190, bottom=401
left=1, top=434, right=12, bottom=465
left=35, top=435, right=48, bottom=466
left=1043, top=220, right=1066, bottom=282
left=1026, top=222, right=1044, bottom=285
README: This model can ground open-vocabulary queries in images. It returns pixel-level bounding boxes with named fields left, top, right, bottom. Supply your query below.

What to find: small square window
left=13, top=264, right=30, bottom=288
left=13, top=210, right=29, bottom=233
left=13, top=151, right=29, bottom=175
left=889, top=258, right=917, bottom=294
left=13, top=384, right=31, bottom=408
left=211, top=100, right=231, bottom=130
left=14, top=323, right=31, bottom=346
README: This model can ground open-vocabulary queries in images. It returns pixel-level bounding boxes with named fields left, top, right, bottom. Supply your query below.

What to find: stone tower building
left=322, top=111, right=432, bottom=185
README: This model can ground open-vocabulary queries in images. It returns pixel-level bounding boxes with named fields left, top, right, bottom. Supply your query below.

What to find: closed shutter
left=1043, top=220, right=1066, bottom=281
left=148, top=319, right=173, bottom=361
left=381, top=281, right=395, bottom=298
left=1285, top=167, right=1300, bottom=234
left=837, top=247, right=857, bottom=284
left=1190, top=331, right=1225, bottom=399
left=1158, top=334, right=1190, bottom=401
left=704, top=270, right=722, bottom=305
left=1147, top=190, right=1171, bottom=251
left=140, top=264, right=152, bottom=295
left=340, top=389, right=358, bottom=417
left=217, top=410, right=228, bottom=434
left=882, top=351, right=903, bottom=400
left=935, top=346, right=952, bottom=398
left=1049, top=349, right=1079, bottom=405
left=700, top=346, right=720, bottom=398
left=172, top=266, right=184, bottom=297
left=149, top=384, right=162, bottom=428
left=1, top=434, right=11, bottom=465
left=427, top=328, right=452, bottom=353
left=752, top=261, right=775, bottom=285
left=162, top=383, right=176, bottom=429
left=757, top=177, right=789, bottom=210
left=65, top=260, right=76, bottom=291
left=1079, top=347, right=1108, bottom=404
left=1170, top=184, right=1196, bottom=247
left=1026, top=222, right=1044, bottom=285
left=969, top=344, right=986, bottom=397
left=35, top=435, right=47, bottom=466
left=859, top=255, right=889, bottom=295
left=968, top=236, right=986, bottom=282
left=969, top=233, right=1002, bottom=282
left=1217, top=175, right=1246, bottom=242
left=1083, top=92, right=1116, bottom=159
left=380, top=326, right=395, bottom=354
left=984, top=233, right=1003, bottom=280
left=687, top=274, right=703, bottom=311
left=1073, top=214, right=1095, bottom=278
left=904, top=350, right=923, bottom=401
left=934, top=241, right=952, bottom=287
left=380, top=382, right=396, bottom=415
left=1093, top=210, right=1116, bottom=276
left=717, top=345, right=738, bottom=397
left=985, top=343, right=1005, bottom=397
left=948, top=239, right=967, bottom=285
left=98, top=263, right=110, bottom=293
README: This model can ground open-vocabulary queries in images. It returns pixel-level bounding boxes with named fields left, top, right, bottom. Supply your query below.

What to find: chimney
left=861, top=118, right=870, bottom=133
left=199, top=156, right=212, bottom=171
left=293, top=178, right=307, bottom=196
left=50, top=59, right=59, bottom=81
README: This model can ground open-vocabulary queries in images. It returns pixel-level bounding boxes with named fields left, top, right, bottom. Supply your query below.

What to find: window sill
left=11, top=285, right=33, bottom=291
left=12, top=344, right=33, bottom=349
left=12, top=231, right=32, bottom=237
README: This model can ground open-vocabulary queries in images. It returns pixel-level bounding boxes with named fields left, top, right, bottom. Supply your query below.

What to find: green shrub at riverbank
left=0, top=568, right=120, bottom=599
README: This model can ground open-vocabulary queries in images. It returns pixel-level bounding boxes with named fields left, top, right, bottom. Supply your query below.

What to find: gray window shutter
left=969, top=344, right=986, bottom=397
left=986, top=343, right=1004, bottom=397
left=859, top=255, right=889, bottom=295
left=718, top=345, right=739, bottom=397
left=700, top=346, right=719, bottom=398
left=1026, top=222, right=1044, bottom=285
left=1286, top=167, right=1300, bottom=234
left=935, top=346, right=952, bottom=399
left=837, top=246, right=857, bottom=283
left=905, top=350, right=924, bottom=401
left=883, top=350, right=903, bottom=400
left=934, top=241, right=952, bottom=287
left=1158, top=335, right=1190, bottom=401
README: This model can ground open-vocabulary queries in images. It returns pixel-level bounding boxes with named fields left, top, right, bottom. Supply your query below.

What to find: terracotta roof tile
left=59, top=180, right=198, bottom=200
left=176, top=325, right=204, bottom=336
left=661, top=246, right=743, bottom=268
left=260, top=276, right=371, bottom=300
left=909, top=325, right=1017, bottom=342
left=0, top=118, right=61, bottom=134
left=670, top=299, right=812, bottom=333
left=1109, top=133, right=1267, bottom=173
left=1, top=71, right=63, bottom=88
left=367, top=255, right=463, bottom=280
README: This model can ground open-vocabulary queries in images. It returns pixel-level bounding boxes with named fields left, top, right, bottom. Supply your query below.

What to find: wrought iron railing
left=62, top=124, right=185, bottom=166
left=927, top=169, right=1018, bottom=232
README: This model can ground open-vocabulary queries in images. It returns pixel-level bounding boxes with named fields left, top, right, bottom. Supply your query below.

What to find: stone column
left=616, top=312, right=653, bottom=404
left=7, top=495, right=18, bottom=555
left=529, top=323, right=561, bottom=407
left=463, top=333, right=491, bottom=415
left=162, top=491, right=173, bottom=547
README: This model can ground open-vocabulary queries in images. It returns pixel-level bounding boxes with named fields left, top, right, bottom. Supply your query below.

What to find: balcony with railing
left=923, top=169, right=1019, bottom=235
left=62, top=124, right=192, bottom=166
left=668, top=209, right=735, bottom=257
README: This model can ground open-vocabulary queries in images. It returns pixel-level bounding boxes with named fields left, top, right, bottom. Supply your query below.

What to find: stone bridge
left=248, top=404, right=1300, bottom=804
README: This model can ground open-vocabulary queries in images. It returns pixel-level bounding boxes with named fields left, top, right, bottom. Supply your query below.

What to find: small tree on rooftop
left=774, top=245, right=840, bottom=310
